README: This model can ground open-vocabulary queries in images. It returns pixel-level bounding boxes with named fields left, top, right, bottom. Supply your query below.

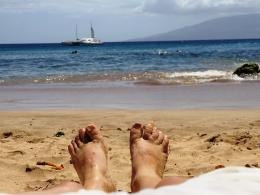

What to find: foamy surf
left=0, top=70, right=259, bottom=86
left=163, top=70, right=260, bottom=84
left=168, top=70, right=230, bottom=78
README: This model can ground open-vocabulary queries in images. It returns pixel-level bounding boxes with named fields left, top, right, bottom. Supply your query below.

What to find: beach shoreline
left=1, top=81, right=260, bottom=110
left=0, top=109, right=260, bottom=193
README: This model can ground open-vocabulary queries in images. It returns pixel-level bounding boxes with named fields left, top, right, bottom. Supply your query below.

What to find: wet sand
left=0, top=82, right=260, bottom=110
left=0, top=109, right=260, bottom=193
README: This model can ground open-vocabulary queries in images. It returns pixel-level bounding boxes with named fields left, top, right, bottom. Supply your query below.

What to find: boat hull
left=61, top=41, right=81, bottom=46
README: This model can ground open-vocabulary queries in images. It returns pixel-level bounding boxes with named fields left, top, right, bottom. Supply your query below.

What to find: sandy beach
left=0, top=109, right=260, bottom=193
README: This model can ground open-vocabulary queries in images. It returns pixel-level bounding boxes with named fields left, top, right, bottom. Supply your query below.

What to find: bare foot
left=68, top=124, right=116, bottom=192
left=130, top=123, right=169, bottom=192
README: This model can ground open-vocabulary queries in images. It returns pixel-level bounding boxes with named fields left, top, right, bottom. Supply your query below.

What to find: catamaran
left=80, top=24, right=103, bottom=45
left=62, top=25, right=81, bottom=46
left=62, top=24, right=103, bottom=46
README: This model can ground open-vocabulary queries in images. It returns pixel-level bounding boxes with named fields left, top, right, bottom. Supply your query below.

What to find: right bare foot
left=130, top=123, right=169, bottom=192
left=68, top=124, right=116, bottom=192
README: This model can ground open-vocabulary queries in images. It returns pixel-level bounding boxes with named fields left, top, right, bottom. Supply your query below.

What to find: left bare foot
left=130, top=123, right=169, bottom=192
left=68, top=124, right=116, bottom=192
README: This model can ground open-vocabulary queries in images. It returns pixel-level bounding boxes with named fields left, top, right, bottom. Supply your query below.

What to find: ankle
left=83, top=176, right=105, bottom=189
left=83, top=176, right=116, bottom=192
left=131, top=172, right=162, bottom=192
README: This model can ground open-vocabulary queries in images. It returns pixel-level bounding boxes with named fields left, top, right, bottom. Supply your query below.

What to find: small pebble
left=215, top=165, right=225, bottom=169
left=3, top=132, right=13, bottom=138
left=25, top=167, right=33, bottom=172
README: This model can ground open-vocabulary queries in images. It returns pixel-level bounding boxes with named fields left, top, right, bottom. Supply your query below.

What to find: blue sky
left=0, top=0, right=260, bottom=43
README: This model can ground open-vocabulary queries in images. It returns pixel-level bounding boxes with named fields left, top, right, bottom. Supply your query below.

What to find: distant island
left=131, top=14, right=260, bottom=42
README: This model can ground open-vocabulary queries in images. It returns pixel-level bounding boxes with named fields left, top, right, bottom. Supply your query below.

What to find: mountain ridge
left=131, top=14, right=260, bottom=42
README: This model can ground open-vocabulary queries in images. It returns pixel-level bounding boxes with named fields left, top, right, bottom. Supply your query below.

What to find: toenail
left=87, top=126, right=95, bottom=131
left=133, top=123, right=142, bottom=129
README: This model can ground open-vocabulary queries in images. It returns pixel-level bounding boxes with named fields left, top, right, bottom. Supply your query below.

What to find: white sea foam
left=164, top=70, right=259, bottom=84
left=231, top=74, right=245, bottom=81
left=167, top=70, right=231, bottom=78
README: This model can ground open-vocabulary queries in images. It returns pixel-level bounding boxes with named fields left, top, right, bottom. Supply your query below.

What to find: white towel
left=62, top=167, right=260, bottom=195
left=1, top=167, right=259, bottom=195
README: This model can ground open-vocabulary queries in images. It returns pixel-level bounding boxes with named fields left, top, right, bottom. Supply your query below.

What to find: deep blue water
left=0, top=39, right=260, bottom=85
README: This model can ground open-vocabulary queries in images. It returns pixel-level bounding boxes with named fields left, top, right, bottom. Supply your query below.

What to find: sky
left=0, top=0, right=260, bottom=43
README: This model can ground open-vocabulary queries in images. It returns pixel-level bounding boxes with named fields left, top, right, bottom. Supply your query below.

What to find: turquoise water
left=0, top=39, right=260, bottom=85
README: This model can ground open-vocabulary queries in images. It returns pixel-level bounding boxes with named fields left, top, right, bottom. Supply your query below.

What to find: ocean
left=0, top=39, right=260, bottom=86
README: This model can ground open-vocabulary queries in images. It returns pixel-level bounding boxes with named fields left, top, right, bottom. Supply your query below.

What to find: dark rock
left=3, top=132, right=13, bottom=138
left=54, top=131, right=65, bottom=137
left=206, top=134, right=220, bottom=143
left=233, top=63, right=260, bottom=77
left=25, top=167, right=33, bottom=172
left=25, top=165, right=37, bottom=172
left=215, top=165, right=225, bottom=169
left=199, top=133, right=207, bottom=137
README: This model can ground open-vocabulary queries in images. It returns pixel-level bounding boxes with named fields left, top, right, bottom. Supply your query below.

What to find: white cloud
left=0, top=0, right=141, bottom=14
left=136, top=0, right=260, bottom=15
left=1, top=0, right=259, bottom=16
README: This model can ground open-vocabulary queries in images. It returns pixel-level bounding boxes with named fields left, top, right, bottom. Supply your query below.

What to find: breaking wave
left=0, top=70, right=259, bottom=86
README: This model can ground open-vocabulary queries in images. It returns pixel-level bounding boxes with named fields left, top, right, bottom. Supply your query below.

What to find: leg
left=156, top=176, right=191, bottom=188
left=130, top=123, right=170, bottom=192
left=68, top=124, right=116, bottom=192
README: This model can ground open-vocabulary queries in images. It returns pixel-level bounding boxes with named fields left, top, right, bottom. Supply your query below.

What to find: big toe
left=143, top=123, right=155, bottom=140
left=130, top=123, right=143, bottom=142
left=162, top=135, right=170, bottom=154
left=85, top=124, right=103, bottom=142
left=79, top=128, right=86, bottom=142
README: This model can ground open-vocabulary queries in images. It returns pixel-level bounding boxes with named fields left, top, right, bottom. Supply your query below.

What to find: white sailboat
left=62, top=24, right=81, bottom=46
left=80, top=24, right=103, bottom=45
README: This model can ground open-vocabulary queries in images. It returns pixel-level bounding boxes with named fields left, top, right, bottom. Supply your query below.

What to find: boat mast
left=75, top=24, right=79, bottom=40
left=90, top=23, right=95, bottom=38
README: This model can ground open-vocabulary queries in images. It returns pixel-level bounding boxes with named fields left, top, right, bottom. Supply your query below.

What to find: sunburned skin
left=68, top=124, right=116, bottom=192
left=130, top=123, right=169, bottom=192
left=68, top=122, right=171, bottom=193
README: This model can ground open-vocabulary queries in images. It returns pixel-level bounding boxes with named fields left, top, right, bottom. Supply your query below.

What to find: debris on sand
left=54, top=131, right=65, bottom=137
left=215, top=165, right=225, bottom=169
left=2, top=132, right=13, bottom=138
left=206, top=134, right=221, bottom=143
left=37, top=161, right=64, bottom=170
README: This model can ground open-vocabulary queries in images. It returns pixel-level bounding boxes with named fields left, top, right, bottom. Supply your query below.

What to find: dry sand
left=0, top=109, right=260, bottom=193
